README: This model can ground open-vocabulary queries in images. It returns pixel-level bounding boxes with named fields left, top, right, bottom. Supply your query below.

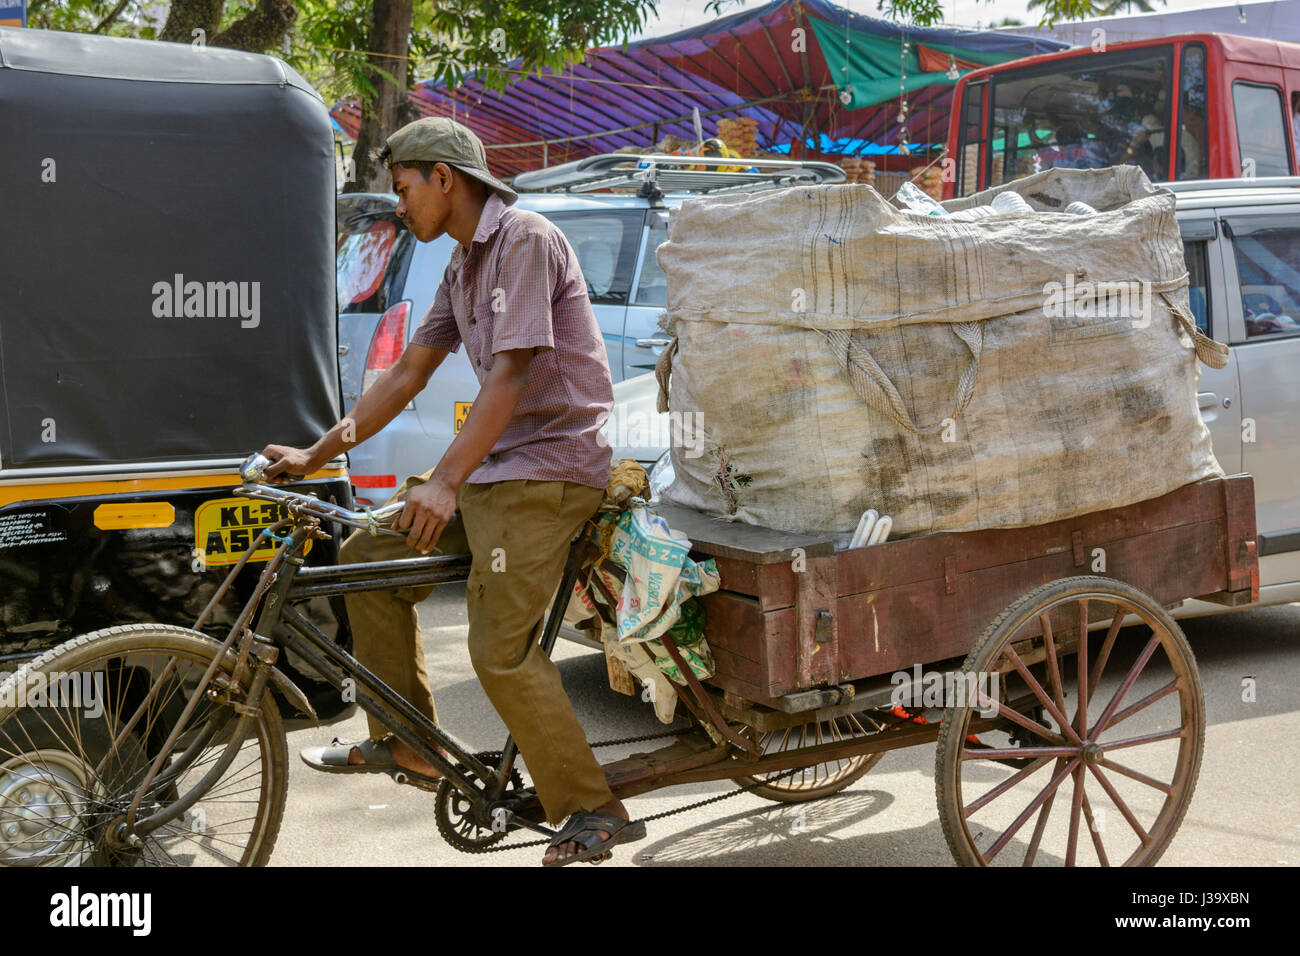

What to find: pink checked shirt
left=410, top=194, right=614, bottom=490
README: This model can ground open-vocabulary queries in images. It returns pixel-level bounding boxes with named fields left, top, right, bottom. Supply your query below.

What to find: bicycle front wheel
left=0, top=624, right=288, bottom=866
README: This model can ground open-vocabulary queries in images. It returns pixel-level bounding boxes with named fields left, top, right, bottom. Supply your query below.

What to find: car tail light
left=362, top=300, right=412, bottom=394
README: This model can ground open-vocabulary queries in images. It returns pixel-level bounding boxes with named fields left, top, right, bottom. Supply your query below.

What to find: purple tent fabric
left=332, top=0, right=1064, bottom=178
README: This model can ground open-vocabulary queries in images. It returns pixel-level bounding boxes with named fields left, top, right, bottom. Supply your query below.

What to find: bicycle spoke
left=1098, top=679, right=1179, bottom=735
left=1086, top=762, right=1150, bottom=844
left=1089, top=632, right=1161, bottom=738
left=1074, top=600, right=1088, bottom=740
left=983, top=757, right=1080, bottom=863
left=978, top=692, right=1067, bottom=746
left=1087, top=610, right=1126, bottom=706
left=1039, top=612, right=1069, bottom=718
left=1065, top=761, right=1085, bottom=866
left=1022, top=757, right=1068, bottom=866
left=1079, top=789, right=1110, bottom=866
left=1098, top=756, right=1173, bottom=794
left=1000, top=644, right=1082, bottom=745
left=1100, top=727, right=1184, bottom=752
left=964, top=755, right=1053, bottom=814
left=963, top=745, right=1078, bottom=760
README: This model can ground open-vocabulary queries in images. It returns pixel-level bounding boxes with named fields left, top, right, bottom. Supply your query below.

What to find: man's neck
left=447, top=193, right=489, bottom=249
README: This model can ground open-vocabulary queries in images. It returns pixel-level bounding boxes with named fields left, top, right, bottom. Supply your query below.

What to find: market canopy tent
left=331, top=0, right=1064, bottom=178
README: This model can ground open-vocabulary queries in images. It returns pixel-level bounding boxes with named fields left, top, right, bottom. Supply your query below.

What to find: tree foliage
left=703, top=0, right=1164, bottom=28
left=30, top=0, right=296, bottom=51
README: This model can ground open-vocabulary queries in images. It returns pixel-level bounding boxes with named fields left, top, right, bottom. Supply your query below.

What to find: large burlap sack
left=655, top=166, right=1226, bottom=537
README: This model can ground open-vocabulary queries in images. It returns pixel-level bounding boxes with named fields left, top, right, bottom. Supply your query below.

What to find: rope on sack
left=1155, top=280, right=1229, bottom=369
left=654, top=336, right=677, bottom=414
left=821, top=321, right=984, bottom=437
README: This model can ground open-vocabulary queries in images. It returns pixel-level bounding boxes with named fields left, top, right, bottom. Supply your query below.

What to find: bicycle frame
left=122, top=495, right=593, bottom=844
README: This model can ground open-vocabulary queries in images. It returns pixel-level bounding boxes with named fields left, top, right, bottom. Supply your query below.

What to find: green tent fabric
left=810, top=17, right=1023, bottom=110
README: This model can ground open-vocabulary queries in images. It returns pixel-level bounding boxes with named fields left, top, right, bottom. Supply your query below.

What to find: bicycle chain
left=585, top=729, right=684, bottom=749
left=467, top=764, right=805, bottom=854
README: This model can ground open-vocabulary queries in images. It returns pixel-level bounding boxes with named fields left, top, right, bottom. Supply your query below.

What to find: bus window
left=1176, top=44, right=1209, bottom=180
left=988, top=48, right=1174, bottom=186
left=1233, top=82, right=1292, bottom=177
left=957, top=80, right=987, bottom=197
left=1293, top=92, right=1300, bottom=166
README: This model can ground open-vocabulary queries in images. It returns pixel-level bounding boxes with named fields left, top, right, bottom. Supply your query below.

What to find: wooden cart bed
left=657, top=475, right=1258, bottom=710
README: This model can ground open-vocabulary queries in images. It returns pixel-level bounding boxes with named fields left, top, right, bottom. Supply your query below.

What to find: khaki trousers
left=337, top=472, right=612, bottom=824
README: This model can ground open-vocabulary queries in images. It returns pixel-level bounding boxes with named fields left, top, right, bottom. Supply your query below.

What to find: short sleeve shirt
left=410, top=194, right=614, bottom=490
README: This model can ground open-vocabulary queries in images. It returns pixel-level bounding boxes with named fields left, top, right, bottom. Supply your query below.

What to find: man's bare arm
left=262, top=343, right=448, bottom=479
left=396, top=347, right=535, bottom=552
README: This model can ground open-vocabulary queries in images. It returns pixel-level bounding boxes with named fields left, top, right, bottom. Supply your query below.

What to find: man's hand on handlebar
left=397, top=475, right=456, bottom=554
left=259, top=444, right=318, bottom=484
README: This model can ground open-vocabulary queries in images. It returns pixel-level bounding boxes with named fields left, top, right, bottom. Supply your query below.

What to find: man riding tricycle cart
left=0, top=27, right=1255, bottom=868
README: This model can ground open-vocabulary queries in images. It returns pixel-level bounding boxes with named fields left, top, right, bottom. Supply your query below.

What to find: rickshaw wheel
left=737, top=712, right=886, bottom=803
left=0, top=625, right=288, bottom=867
left=935, top=576, right=1204, bottom=866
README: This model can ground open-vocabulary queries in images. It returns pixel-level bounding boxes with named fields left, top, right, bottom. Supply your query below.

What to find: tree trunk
left=344, top=0, right=415, bottom=194
left=159, top=0, right=224, bottom=43
left=213, top=0, right=298, bottom=52
left=160, top=0, right=297, bottom=54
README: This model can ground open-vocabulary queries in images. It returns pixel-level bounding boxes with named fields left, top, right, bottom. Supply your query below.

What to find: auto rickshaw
left=0, top=26, right=354, bottom=723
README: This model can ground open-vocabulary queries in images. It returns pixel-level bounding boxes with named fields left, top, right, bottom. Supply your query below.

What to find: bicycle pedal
left=387, top=770, right=440, bottom=793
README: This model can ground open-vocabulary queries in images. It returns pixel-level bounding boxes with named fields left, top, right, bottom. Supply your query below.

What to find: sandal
left=543, top=811, right=646, bottom=867
left=299, top=736, right=444, bottom=792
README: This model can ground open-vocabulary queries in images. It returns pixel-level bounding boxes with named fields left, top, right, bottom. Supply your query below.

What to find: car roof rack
left=510, top=152, right=846, bottom=200
left=1163, top=176, right=1300, bottom=192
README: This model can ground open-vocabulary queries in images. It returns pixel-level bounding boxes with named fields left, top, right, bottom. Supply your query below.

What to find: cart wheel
left=935, top=576, right=1203, bottom=866
left=737, top=713, right=886, bottom=803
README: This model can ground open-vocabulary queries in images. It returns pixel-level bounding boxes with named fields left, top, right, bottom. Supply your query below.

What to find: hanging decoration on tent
left=947, top=54, right=961, bottom=81
left=838, top=3, right=855, bottom=107
left=897, top=32, right=911, bottom=155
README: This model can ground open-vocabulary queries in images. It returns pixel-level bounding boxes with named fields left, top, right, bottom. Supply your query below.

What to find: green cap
left=384, top=117, right=518, bottom=205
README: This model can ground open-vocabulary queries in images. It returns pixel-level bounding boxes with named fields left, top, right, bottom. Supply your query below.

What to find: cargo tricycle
left=0, top=453, right=1257, bottom=866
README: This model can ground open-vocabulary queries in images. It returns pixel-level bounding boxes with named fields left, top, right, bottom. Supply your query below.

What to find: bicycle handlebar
left=236, top=453, right=408, bottom=536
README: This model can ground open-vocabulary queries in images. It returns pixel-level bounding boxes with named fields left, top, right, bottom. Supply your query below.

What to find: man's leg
left=338, top=470, right=469, bottom=756
left=457, top=479, right=613, bottom=824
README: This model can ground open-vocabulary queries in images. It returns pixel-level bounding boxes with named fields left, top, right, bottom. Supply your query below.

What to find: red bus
left=945, top=33, right=1300, bottom=198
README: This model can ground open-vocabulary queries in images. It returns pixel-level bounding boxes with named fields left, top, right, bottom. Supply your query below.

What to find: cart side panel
left=695, top=592, right=796, bottom=701
left=695, top=476, right=1257, bottom=707
left=1220, top=475, right=1259, bottom=599
left=836, top=517, right=1231, bottom=682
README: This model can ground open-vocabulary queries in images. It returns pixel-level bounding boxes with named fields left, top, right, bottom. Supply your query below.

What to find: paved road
left=270, top=587, right=1299, bottom=867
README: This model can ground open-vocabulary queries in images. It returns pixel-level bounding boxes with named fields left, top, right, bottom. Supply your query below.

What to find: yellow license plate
left=193, top=497, right=313, bottom=567
left=453, top=401, right=473, bottom=434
